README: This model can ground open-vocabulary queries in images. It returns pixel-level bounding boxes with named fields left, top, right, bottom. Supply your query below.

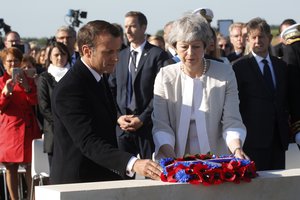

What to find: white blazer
left=152, top=60, right=246, bottom=158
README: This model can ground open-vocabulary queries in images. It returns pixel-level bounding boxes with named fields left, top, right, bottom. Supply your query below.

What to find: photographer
left=0, top=47, right=41, bottom=200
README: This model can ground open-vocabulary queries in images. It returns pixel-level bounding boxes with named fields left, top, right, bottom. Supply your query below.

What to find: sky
left=1, top=0, right=300, bottom=38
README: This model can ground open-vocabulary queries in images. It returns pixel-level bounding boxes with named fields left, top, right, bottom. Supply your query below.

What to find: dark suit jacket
left=282, top=41, right=300, bottom=71
left=233, top=53, right=297, bottom=150
left=51, top=59, right=133, bottom=184
left=282, top=41, right=300, bottom=132
left=109, top=42, right=169, bottom=140
left=272, top=43, right=285, bottom=58
left=227, top=52, right=243, bottom=63
left=37, top=72, right=57, bottom=153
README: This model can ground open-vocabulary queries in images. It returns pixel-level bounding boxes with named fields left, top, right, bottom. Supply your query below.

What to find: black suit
left=109, top=41, right=169, bottom=159
left=282, top=40, right=300, bottom=135
left=233, top=53, right=300, bottom=170
left=227, top=52, right=243, bottom=63
left=51, top=59, right=133, bottom=184
left=272, top=43, right=285, bottom=58
left=37, top=72, right=57, bottom=166
left=282, top=40, right=300, bottom=72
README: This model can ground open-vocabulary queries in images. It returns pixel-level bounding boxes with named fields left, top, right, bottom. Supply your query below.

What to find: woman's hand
left=233, top=147, right=250, bottom=160
left=1, top=78, right=15, bottom=96
left=155, top=144, right=176, bottom=160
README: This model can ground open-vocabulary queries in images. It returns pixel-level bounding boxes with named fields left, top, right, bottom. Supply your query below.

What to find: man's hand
left=133, top=159, right=162, bottom=180
left=117, top=115, right=143, bottom=132
left=118, top=115, right=134, bottom=131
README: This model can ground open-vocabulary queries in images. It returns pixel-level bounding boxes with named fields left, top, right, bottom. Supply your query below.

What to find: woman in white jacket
left=152, top=13, right=248, bottom=160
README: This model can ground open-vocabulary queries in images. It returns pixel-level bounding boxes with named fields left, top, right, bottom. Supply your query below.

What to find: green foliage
left=155, top=29, right=164, bottom=37
left=23, top=37, right=49, bottom=47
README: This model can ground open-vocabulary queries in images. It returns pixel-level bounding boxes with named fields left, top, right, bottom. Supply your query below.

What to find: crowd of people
left=0, top=7, right=300, bottom=200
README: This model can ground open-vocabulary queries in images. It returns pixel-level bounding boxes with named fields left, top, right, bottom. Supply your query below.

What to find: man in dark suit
left=55, top=26, right=80, bottom=66
left=227, top=22, right=246, bottom=63
left=233, top=18, right=300, bottom=171
left=281, top=23, right=300, bottom=148
left=109, top=11, right=169, bottom=162
left=50, top=20, right=162, bottom=184
left=271, top=19, right=296, bottom=58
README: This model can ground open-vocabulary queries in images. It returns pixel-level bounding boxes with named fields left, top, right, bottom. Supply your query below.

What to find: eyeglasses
left=6, top=59, right=21, bottom=64
left=6, top=40, right=20, bottom=43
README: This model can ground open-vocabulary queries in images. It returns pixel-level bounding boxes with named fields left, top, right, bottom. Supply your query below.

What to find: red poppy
left=160, top=154, right=258, bottom=185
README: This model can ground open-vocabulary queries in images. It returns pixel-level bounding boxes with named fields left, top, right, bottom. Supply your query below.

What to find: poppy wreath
left=159, top=154, right=258, bottom=185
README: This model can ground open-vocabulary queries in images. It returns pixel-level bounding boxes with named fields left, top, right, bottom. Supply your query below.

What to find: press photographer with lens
left=0, top=47, right=41, bottom=200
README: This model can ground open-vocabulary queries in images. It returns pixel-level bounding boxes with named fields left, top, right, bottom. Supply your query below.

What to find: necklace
left=181, top=58, right=208, bottom=78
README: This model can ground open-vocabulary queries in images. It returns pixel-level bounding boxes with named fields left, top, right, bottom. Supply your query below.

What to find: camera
left=12, top=44, right=25, bottom=54
left=0, top=18, right=11, bottom=34
left=12, top=67, right=22, bottom=82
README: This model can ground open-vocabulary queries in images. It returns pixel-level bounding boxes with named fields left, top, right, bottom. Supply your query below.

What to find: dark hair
left=4, top=31, right=21, bottom=41
left=77, top=20, right=121, bottom=56
left=279, top=19, right=297, bottom=34
left=125, top=11, right=148, bottom=27
left=247, top=17, right=271, bottom=35
left=22, top=55, right=36, bottom=67
left=45, top=41, right=70, bottom=68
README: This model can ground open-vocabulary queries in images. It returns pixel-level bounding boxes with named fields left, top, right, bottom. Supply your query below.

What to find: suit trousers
left=117, top=119, right=154, bottom=161
left=244, top=123, right=285, bottom=171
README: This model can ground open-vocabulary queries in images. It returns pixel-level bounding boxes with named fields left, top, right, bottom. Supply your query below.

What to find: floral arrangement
left=159, top=154, right=258, bottom=185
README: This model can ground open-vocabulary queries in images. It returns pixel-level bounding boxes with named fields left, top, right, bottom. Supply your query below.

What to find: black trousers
left=244, top=129, right=285, bottom=171
left=118, top=130, right=154, bottom=160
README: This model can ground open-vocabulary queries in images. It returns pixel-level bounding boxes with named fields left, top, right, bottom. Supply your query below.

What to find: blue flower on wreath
left=202, top=161, right=220, bottom=169
left=232, top=158, right=251, bottom=166
left=159, top=157, right=174, bottom=167
left=159, top=157, right=174, bottom=175
left=175, top=169, right=191, bottom=183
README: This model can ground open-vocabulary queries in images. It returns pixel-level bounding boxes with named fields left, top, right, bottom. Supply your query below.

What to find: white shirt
left=179, top=73, right=211, bottom=155
left=252, top=52, right=276, bottom=87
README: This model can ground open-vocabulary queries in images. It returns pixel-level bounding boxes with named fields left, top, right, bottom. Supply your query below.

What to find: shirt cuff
left=126, top=156, right=138, bottom=177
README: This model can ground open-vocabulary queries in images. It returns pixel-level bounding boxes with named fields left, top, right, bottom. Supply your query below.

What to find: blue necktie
left=262, top=59, right=275, bottom=91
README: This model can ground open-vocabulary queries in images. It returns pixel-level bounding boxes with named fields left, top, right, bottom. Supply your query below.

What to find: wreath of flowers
left=159, top=154, right=258, bottom=185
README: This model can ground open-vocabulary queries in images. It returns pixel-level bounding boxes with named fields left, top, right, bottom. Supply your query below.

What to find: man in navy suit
left=50, top=20, right=162, bottom=184
left=232, top=18, right=300, bottom=170
left=109, top=11, right=169, bottom=162
left=55, top=26, right=80, bottom=66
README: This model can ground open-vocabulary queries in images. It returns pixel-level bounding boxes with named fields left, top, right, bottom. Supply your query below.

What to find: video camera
left=66, top=9, right=87, bottom=28
left=0, top=18, right=11, bottom=34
